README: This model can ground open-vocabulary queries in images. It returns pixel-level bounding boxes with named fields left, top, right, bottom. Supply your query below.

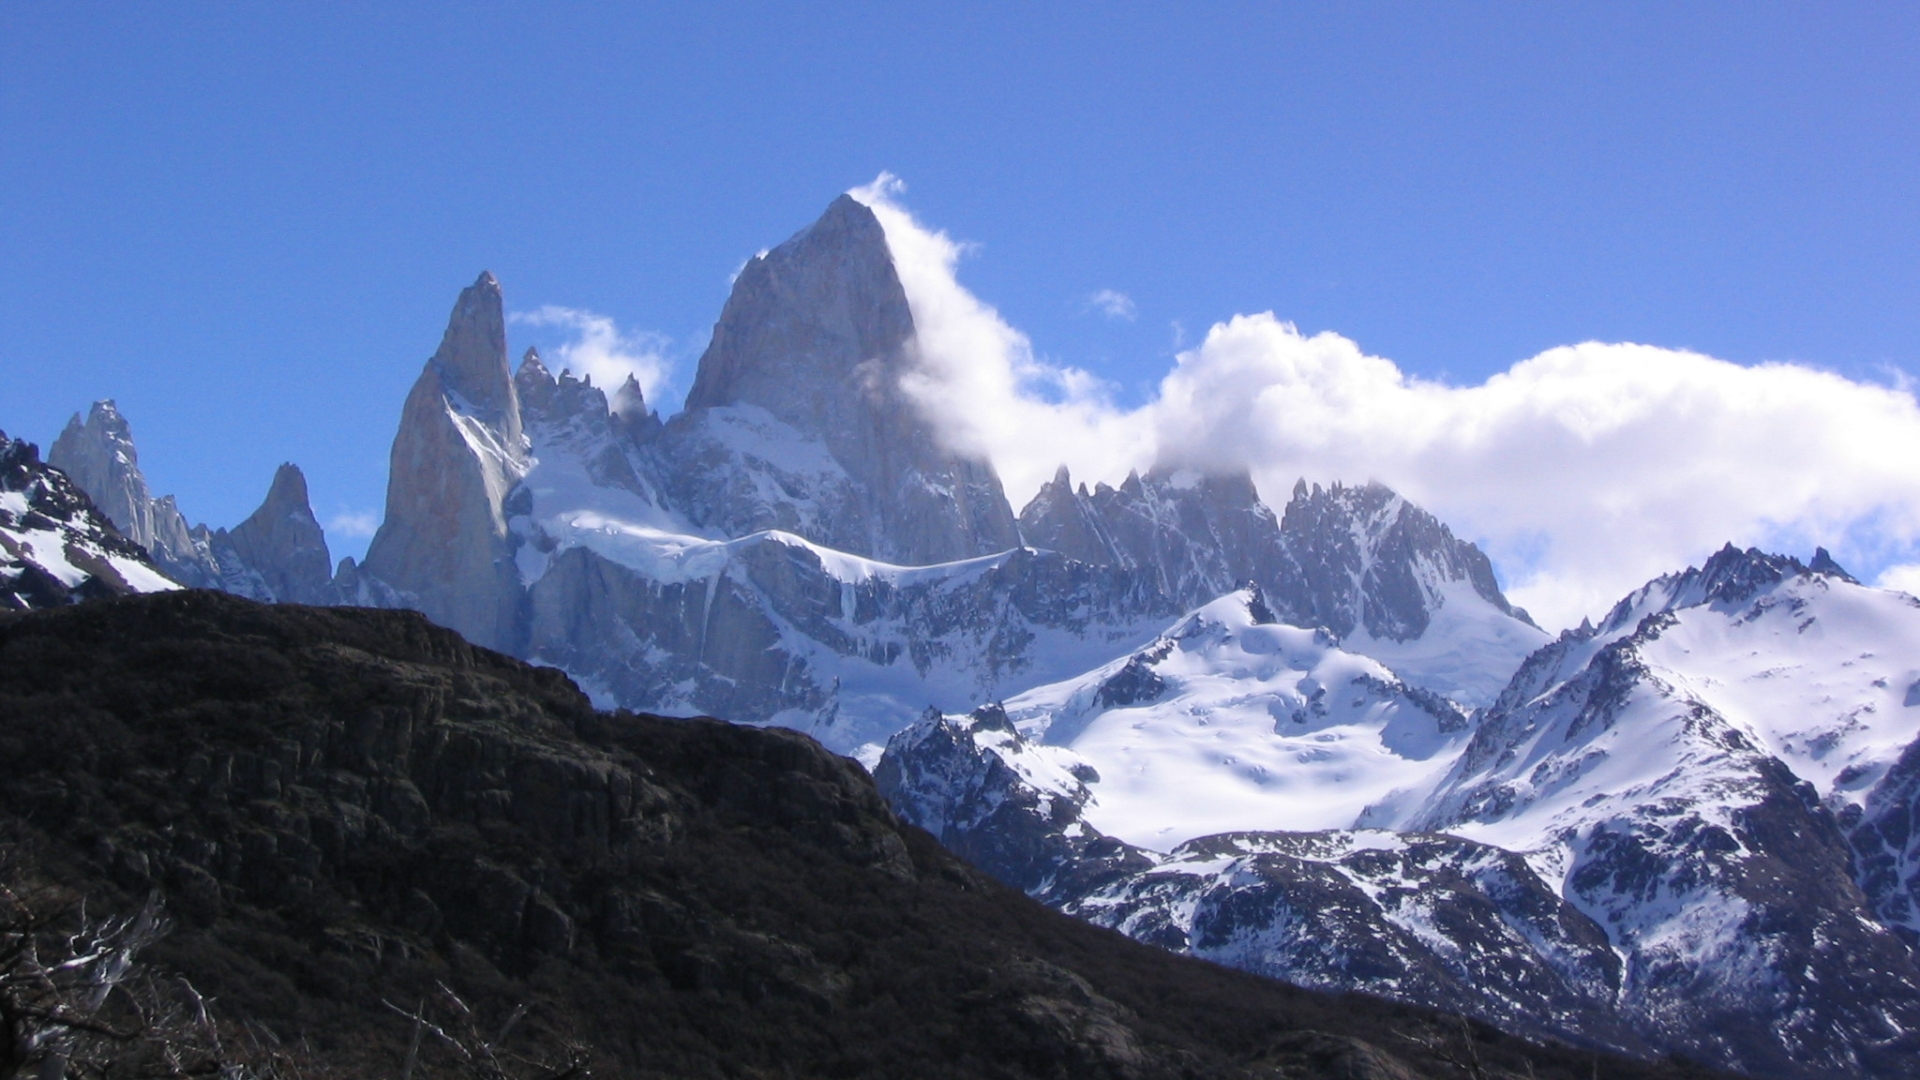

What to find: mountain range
left=12, top=191, right=1920, bottom=1078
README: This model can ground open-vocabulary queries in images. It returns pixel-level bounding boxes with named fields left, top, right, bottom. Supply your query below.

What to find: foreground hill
left=0, top=590, right=1717, bottom=1079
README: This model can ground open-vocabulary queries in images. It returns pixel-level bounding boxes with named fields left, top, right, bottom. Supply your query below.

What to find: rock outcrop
left=1019, top=465, right=1298, bottom=610
left=46, top=401, right=339, bottom=603
left=1276, top=480, right=1531, bottom=641
left=361, top=271, right=530, bottom=654
left=48, top=401, right=219, bottom=585
left=0, top=430, right=176, bottom=608
left=218, top=464, right=333, bottom=604
left=662, top=194, right=1021, bottom=565
left=1019, top=471, right=1546, bottom=705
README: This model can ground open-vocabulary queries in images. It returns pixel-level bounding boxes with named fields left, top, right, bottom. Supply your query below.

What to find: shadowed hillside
left=0, top=591, right=1729, bottom=1079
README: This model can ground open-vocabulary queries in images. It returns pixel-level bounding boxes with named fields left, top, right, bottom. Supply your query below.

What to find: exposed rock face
left=514, top=350, right=667, bottom=507
left=522, top=536, right=1175, bottom=751
left=362, top=271, right=530, bottom=654
left=48, top=401, right=154, bottom=549
left=46, top=401, right=340, bottom=603
left=1019, top=471, right=1545, bottom=705
left=664, top=194, right=1021, bottom=565
left=1276, top=480, right=1529, bottom=641
left=218, top=464, right=333, bottom=604
left=0, top=430, right=177, bottom=607
left=1022, top=471, right=1532, bottom=642
left=48, top=401, right=221, bottom=585
left=1019, top=466, right=1298, bottom=611
left=1851, top=733, right=1920, bottom=949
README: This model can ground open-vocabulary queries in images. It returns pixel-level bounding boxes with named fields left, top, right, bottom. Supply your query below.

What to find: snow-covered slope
left=1410, top=545, right=1920, bottom=1078
left=878, top=549, right=1920, bottom=1078
left=873, top=699, right=1646, bottom=1053
left=0, top=431, right=176, bottom=607
left=998, top=588, right=1472, bottom=847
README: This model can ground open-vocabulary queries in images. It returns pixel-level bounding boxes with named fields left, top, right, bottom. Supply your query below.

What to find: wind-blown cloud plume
left=851, top=175, right=1920, bottom=629
left=511, top=306, right=672, bottom=405
left=853, top=174, right=1154, bottom=505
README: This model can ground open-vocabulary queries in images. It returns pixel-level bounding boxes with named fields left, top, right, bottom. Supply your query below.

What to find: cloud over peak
left=851, top=175, right=1920, bottom=630
left=510, top=306, right=672, bottom=405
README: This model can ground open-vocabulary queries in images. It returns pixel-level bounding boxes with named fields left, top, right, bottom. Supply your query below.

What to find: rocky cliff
left=361, top=271, right=531, bottom=655
left=663, top=193, right=1021, bottom=565
left=218, top=463, right=334, bottom=604
left=1019, top=471, right=1546, bottom=705
left=47, top=400, right=336, bottom=603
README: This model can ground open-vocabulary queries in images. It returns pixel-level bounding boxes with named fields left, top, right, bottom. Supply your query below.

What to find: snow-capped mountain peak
left=1, top=430, right=176, bottom=607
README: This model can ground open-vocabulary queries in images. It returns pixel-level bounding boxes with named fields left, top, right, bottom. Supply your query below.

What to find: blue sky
left=4, top=3, right=1919, bottom=623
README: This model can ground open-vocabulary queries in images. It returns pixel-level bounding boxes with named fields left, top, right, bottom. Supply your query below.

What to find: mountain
left=331, top=200, right=1538, bottom=747
left=49, top=399, right=220, bottom=586
left=0, top=430, right=176, bottom=608
left=878, top=550, right=1920, bottom=1078
left=873, top=592, right=1647, bottom=1053
left=664, top=193, right=1021, bottom=565
left=24, top=188, right=1912, bottom=1077
left=361, top=271, right=531, bottom=654
left=220, top=463, right=334, bottom=604
left=47, top=400, right=334, bottom=603
left=0, top=590, right=1717, bottom=1080
left=301, top=197, right=1526, bottom=751
left=1414, top=546, right=1920, bottom=1078
left=1019, top=470, right=1546, bottom=707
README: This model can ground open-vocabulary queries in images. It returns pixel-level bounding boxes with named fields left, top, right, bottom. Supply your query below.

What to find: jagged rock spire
left=362, top=272, right=530, bottom=653
left=430, top=271, right=521, bottom=444
left=667, top=194, right=1019, bottom=564
left=49, top=400, right=154, bottom=548
left=224, top=463, right=332, bottom=604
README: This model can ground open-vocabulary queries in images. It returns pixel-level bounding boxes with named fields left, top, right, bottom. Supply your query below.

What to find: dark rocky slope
left=0, top=592, right=1722, bottom=1079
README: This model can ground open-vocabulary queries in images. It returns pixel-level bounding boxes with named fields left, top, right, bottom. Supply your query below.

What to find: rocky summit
left=362, top=270, right=531, bottom=655
left=46, top=400, right=338, bottom=603
left=669, top=193, right=1021, bottom=566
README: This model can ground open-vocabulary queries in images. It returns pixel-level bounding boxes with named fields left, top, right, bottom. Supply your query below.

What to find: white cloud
left=1877, top=564, right=1920, bottom=598
left=510, top=306, right=672, bottom=405
left=325, top=510, right=380, bottom=539
left=851, top=175, right=1156, bottom=509
left=850, top=175, right=1920, bottom=630
left=1088, top=289, right=1137, bottom=321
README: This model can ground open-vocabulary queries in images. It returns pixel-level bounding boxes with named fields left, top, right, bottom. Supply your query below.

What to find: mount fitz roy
left=19, top=191, right=1920, bottom=1078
